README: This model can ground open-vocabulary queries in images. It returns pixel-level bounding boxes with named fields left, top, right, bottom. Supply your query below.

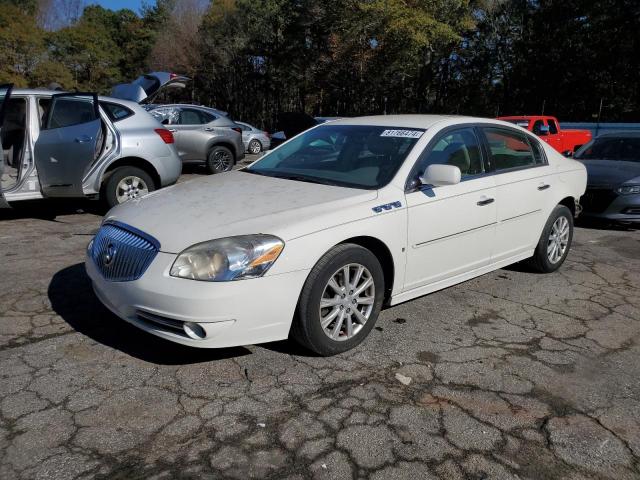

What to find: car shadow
left=48, top=263, right=251, bottom=365
left=576, top=218, right=639, bottom=231
left=0, top=199, right=106, bottom=221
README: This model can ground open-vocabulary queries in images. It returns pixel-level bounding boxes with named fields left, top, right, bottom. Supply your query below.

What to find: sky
left=89, top=0, right=153, bottom=14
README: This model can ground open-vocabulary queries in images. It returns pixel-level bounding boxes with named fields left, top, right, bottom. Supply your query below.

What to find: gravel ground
left=0, top=162, right=639, bottom=479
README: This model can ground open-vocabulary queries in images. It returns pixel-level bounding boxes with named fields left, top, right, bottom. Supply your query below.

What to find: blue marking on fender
left=372, top=201, right=402, bottom=213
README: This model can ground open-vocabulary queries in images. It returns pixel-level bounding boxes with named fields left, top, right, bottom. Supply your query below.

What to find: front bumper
left=86, top=250, right=309, bottom=348
left=581, top=189, right=640, bottom=223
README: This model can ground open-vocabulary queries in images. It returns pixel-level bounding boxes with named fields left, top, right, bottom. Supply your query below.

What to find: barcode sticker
left=380, top=129, right=423, bottom=139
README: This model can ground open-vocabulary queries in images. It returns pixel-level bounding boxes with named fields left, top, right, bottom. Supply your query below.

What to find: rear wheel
left=248, top=139, right=262, bottom=154
left=528, top=204, right=573, bottom=273
left=206, top=146, right=234, bottom=174
left=291, top=244, right=385, bottom=356
left=102, top=166, right=155, bottom=209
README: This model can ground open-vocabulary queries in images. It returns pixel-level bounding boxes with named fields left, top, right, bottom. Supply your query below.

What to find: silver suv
left=0, top=74, right=184, bottom=209
left=145, top=104, right=245, bottom=173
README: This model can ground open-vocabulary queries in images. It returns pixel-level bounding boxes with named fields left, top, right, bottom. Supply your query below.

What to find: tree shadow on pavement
left=48, top=263, right=251, bottom=365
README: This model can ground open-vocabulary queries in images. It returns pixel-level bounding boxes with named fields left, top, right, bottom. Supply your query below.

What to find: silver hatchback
left=0, top=77, right=182, bottom=209
left=146, top=104, right=245, bottom=173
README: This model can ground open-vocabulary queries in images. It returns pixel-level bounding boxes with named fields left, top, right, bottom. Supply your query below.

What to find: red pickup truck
left=497, top=115, right=592, bottom=155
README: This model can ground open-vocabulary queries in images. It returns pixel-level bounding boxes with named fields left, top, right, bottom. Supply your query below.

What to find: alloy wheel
left=213, top=150, right=233, bottom=171
left=319, top=263, right=375, bottom=341
left=547, top=216, right=570, bottom=264
left=115, top=176, right=149, bottom=204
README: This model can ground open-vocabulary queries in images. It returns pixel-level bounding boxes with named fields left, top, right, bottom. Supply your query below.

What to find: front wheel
left=102, top=166, right=155, bottom=209
left=528, top=204, right=574, bottom=273
left=291, top=244, right=385, bottom=356
left=206, top=146, right=234, bottom=174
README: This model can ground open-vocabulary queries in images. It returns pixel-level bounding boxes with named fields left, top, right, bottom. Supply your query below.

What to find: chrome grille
left=90, top=222, right=159, bottom=282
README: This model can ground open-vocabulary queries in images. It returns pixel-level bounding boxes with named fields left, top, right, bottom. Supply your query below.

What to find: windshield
left=575, top=137, right=640, bottom=162
left=246, top=124, right=424, bottom=189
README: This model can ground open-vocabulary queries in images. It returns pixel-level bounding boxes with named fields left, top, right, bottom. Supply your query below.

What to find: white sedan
left=86, top=115, right=587, bottom=356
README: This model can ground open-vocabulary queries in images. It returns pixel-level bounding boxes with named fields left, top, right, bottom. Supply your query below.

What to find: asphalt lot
left=0, top=159, right=639, bottom=479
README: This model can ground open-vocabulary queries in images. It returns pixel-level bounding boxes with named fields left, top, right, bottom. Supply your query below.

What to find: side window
left=484, top=127, right=536, bottom=171
left=149, top=107, right=178, bottom=125
left=547, top=119, right=559, bottom=135
left=238, top=123, right=250, bottom=131
left=529, top=137, right=547, bottom=165
left=100, top=102, right=133, bottom=122
left=45, top=95, right=98, bottom=129
left=532, top=120, right=544, bottom=135
left=38, top=98, right=51, bottom=127
left=417, top=127, right=484, bottom=179
left=178, top=108, right=215, bottom=125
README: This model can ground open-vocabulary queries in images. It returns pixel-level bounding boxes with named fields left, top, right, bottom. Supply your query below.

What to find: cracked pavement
left=1, top=177, right=639, bottom=479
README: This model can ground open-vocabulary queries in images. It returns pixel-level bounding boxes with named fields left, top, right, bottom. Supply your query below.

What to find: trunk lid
left=110, top=72, right=190, bottom=104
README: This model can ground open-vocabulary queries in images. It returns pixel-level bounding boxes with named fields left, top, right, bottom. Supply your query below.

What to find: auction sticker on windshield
left=380, top=129, right=424, bottom=138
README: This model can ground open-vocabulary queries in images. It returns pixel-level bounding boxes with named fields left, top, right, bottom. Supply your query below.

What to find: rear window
left=101, top=102, right=133, bottom=122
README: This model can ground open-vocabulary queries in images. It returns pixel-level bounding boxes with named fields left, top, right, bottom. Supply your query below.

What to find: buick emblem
left=102, top=243, right=116, bottom=267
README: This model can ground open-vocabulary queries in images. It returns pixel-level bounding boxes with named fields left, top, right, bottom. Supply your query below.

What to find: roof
left=329, top=114, right=464, bottom=129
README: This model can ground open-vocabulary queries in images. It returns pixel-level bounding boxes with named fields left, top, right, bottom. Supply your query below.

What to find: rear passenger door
left=34, top=93, right=102, bottom=197
left=480, top=127, right=554, bottom=262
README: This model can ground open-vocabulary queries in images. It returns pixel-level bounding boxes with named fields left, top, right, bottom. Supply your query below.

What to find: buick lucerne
left=86, top=115, right=587, bottom=355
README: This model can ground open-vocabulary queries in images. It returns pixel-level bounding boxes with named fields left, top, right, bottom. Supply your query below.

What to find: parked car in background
left=498, top=115, right=592, bottom=156
left=0, top=79, right=181, bottom=209
left=235, top=121, right=271, bottom=154
left=146, top=104, right=244, bottom=173
left=574, top=132, right=640, bottom=224
left=87, top=115, right=586, bottom=355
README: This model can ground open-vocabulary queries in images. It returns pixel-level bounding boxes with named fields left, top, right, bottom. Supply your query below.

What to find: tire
left=528, top=204, right=574, bottom=273
left=248, top=139, right=262, bottom=154
left=102, top=166, right=155, bottom=209
left=291, top=244, right=385, bottom=356
left=206, top=146, right=234, bottom=174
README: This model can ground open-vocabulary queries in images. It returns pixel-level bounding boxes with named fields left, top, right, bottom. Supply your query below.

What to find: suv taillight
left=231, top=127, right=242, bottom=134
left=155, top=128, right=174, bottom=144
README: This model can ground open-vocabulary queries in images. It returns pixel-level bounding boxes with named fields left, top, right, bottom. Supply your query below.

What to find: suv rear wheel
left=102, top=166, right=155, bottom=209
left=206, top=146, right=234, bottom=174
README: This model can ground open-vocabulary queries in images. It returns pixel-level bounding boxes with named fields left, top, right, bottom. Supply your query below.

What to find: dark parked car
left=575, top=132, right=640, bottom=224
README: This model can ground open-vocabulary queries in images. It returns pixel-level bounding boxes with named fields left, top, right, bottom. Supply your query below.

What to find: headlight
left=615, top=185, right=640, bottom=195
left=170, top=234, right=284, bottom=281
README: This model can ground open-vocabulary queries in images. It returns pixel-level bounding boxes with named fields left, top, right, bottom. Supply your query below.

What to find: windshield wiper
left=243, top=169, right=338, bottom=186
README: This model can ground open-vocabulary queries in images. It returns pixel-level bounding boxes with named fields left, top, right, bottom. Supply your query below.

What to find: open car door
left=0, top=83, right=14, bottom=207
left=34, top=93, right=102, bottom=197
left=110, top=72, right=190, bottom=104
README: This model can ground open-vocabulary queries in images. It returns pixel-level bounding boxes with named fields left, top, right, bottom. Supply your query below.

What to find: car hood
left=104, top=171, right=378, bottom=253
left=580, top=160, right=640, bottom=186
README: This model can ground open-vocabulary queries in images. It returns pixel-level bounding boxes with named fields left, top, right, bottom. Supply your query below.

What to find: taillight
left=231, top=127, right=242, bottom=134
left=155, top=128, right=174, bottom=144
left=266, top=132, right=272, bottom=139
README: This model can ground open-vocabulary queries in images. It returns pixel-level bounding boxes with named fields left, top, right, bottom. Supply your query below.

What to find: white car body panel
left=88, top=115, right=587, bottom=349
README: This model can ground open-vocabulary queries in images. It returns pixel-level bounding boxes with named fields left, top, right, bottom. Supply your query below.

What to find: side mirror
left=161, top=119, right=170, bottom=125
left=537, top=125, right=550, bottom=136
left=420, top=164, right=461, bottom=187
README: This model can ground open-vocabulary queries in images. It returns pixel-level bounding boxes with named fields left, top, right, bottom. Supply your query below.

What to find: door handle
left=537, top=183, right=551, bottom=191
left=477, top=197, right=495, bottom=206
left=168, top=129, right=177, bottom=133
left=75, top=135, right=92, bottom=143
left=204, top=127, right=215, bottom=132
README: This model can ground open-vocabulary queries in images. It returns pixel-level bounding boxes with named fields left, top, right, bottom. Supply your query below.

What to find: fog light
left=183, top=322, right=207, bottom=340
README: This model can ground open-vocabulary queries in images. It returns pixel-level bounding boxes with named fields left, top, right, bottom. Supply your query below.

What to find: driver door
left=0, top=83, right=14, bottom=207
left=34, top=93, right=102, bottom=197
